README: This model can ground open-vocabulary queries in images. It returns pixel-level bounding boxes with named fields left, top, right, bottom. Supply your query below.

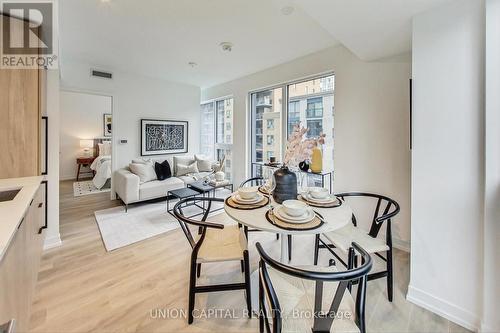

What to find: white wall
left=59, top=91, right=112, bottom=180
left=483, top=1, right=500, bottom=332
left=60, top=60, right=201, bottom=195
left=202, top=45, right=411, bottom=249
left=408, top=0, right=485, bottom=331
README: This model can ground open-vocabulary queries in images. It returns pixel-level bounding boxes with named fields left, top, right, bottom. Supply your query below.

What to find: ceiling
left=59, top=0, right=454, bottom=88
left=59, top=0, right=338, bottom=88
left=296, top=0, right=456, bottom=61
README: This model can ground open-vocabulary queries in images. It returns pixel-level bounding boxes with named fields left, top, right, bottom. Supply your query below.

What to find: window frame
left=247, top=71, right=335, bottom=175
left=200, top=95, right=234, bottom=179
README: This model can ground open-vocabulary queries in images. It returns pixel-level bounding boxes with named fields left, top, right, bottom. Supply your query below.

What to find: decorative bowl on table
left=308, top=187, right=329, bottom=199
left=282, top=200, right=307, bottom=217
left=238, top=186, right=259, bottom=200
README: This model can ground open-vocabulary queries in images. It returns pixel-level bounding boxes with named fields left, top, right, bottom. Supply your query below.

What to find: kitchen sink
left=0, top=188, right=21, bottom=202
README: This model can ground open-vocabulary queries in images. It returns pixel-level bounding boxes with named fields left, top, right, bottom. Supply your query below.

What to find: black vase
left=273, top=166, right=298, bottom=204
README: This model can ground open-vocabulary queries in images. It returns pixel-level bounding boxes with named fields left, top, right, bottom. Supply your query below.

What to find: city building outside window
left=306, top=97, right=323, bottom=118
left=200, top=97, right=233, bottom=180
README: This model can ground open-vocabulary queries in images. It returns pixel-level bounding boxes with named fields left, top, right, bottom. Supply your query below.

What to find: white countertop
left=0, top=176, right=43, bottom=261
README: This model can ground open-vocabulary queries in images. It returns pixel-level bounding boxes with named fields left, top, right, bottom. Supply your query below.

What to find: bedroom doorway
left=59, top=90, right=113, bottom=198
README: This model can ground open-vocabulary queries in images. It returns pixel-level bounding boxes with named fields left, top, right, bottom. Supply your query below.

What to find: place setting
left=225, top=185, right=270, bottom=210
left=298, top=186, right=342, bottom=208
left=266, top=199, right=325, bottom=231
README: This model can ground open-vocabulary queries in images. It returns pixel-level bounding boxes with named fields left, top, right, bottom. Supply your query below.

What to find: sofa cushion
left=177, top=162, right=199, bottom=176
left=129, top=161, right=157, bottom=184
left=154, top=160, right=172, bottom=180
left=139, top=177, right=184, bottom=200
left=173, top=155, right=195, bottom=176
left=195, top=154, right=213, bottom=172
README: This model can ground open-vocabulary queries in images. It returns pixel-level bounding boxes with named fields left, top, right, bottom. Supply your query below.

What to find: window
left=200, top=102, right=215, bottom=159
left=250, top=87, right=283, bottom=163
left=267, top=119, right=274, bottom=129
left=266, top=151, right=274, bottom=161
left=267, top=135, right=274, bottom=145
left=307, top=119, right=323, bottom=138
left=306, top=97, right=323, bottom=118
left=288, top=101, right=300, bottom=134
left=200, top=97, right=234, bottom=180
left=250, top=73, right=334, bottom=173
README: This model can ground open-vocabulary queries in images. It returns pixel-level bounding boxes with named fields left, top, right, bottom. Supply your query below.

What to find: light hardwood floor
left=29, top=180, right=470, bottom=333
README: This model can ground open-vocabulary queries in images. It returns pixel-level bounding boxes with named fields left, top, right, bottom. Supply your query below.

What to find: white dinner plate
left=232, top=193, right=263, bottom=204
left=274, top=206, right=315, bottom=224
left=303, top=193, right=338, bottom=204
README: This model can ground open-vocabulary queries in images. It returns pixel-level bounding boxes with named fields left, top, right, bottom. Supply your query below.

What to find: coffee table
left=166, top=187, right=204, bottom=218
left=187, top=180, right=234, bottom=213
left=188, top=180, right=234, bottom=197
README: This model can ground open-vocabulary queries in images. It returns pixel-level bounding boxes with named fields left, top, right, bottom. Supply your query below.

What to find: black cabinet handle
left=38, top=202, right=43, bottom=208
left=17, top=218, right=24, bottom=229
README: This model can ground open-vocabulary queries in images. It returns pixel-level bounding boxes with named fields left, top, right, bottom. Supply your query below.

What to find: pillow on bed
left=129, top=161, right=157, bottom=184
left=176, top=162, right=199, bottom=176
left=98, top=142, right=112, bottom=156
left=154, top=160, right=172, bottom=181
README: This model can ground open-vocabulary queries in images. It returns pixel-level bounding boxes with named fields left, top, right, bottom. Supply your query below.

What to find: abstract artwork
left=103, top=113, right=112, bottom=137
left=141, top=119, right=188, bottom=156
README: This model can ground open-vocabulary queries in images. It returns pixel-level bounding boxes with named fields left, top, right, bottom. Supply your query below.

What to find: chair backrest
left=335, top=192, right=400, bottom=238
left=173, top=197, right=225, bottom=249
left=256, top=242, right=372, bottom=333
left=239, top=176, right=264, bottom=188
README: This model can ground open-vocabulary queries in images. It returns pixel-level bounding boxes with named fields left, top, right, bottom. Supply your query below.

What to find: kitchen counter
left=0, top=176, right=43, bottom=261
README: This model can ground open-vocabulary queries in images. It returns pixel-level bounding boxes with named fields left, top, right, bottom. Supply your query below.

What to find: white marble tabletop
left=224, top=194, right=352, bottom=236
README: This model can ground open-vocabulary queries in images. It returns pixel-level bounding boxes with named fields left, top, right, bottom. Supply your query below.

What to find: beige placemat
left=225, top=195, right=270, bottom=210
left=265, top=210, right=324, bottom=231
left=297, top=195, right=342, bottom=208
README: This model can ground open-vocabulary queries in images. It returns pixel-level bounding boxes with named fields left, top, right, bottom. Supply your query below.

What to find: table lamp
left=80, top=139, right=93, bottom=157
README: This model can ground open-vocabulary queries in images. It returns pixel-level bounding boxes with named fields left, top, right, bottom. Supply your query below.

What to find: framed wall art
left=141, top=119, right=188, bottom=156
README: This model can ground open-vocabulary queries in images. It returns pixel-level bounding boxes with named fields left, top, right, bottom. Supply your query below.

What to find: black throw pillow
left=155, top=160, right=172, bottom=180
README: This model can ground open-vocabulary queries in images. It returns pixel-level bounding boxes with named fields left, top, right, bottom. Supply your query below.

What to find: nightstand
left=76, top=157, right=95, bottom=181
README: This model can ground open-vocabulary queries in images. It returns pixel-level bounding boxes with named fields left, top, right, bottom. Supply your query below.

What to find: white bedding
left=91, top=155, right=112, bottom=189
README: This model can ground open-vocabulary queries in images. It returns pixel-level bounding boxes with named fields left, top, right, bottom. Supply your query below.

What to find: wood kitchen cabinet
left=0, top=185, right=45, bottom=332
left=0, top=14, right=45, bottom=179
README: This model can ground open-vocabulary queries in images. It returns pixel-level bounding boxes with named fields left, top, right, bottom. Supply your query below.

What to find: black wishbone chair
left=256, top=242, right=372, bottom=333
left=314, top=192, right=400, bottom=302
left=239, top=177, right=294, bottom=261
left=173, top=197, right=251, bottom=324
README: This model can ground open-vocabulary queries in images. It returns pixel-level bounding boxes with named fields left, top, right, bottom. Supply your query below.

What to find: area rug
left=73, top=180, right=110, bottom=197
left=94, top=191, right=228, bottom=251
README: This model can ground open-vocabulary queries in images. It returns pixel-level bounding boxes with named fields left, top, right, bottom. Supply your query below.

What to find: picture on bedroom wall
left=141, top=119, right=188, bottom=156
left=103, top=113, right=112, bottom=137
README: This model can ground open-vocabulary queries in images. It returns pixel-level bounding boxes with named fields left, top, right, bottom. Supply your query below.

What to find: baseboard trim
left=43, top=234, right=62, bottom=250
left=392, top=238, right=410, bottom=252
left=407, top=285, right=479, bottom=332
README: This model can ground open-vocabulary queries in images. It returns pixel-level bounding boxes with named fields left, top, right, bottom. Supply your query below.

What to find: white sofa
left=114, top=155, right=216, bottom=210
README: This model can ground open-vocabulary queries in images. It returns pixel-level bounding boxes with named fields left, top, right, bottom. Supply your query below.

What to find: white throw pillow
left=173, top=156, right=195, bottom=175
left=129, top=161, right=157, bottom=184
left=177, top=162, right=199, bottom=176
left=98, top=142, right=112, bottom=156
left=132, top=158, right=152, bottom=164
left=195, top=155, right=213, bottom=172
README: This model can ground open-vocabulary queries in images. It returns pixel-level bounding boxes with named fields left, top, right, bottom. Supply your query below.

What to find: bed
left=90, top=139, right=112, bottom=189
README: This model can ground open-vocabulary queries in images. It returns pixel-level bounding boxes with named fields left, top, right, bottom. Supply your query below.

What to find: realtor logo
left=1, top=0, right=58, bottom=68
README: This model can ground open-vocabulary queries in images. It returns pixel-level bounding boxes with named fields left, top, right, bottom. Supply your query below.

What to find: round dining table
left=224, top=194, right=353, bottom=312
left=224, top=196, right=353, bottom=263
